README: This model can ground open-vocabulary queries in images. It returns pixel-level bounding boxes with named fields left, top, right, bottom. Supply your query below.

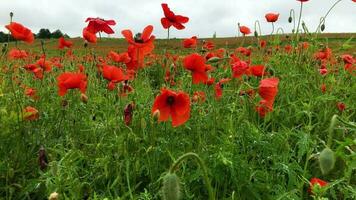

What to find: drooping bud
left=288, top=16, right=293, bottom=23
left=254, top=30, right=258, bottom=38
left=162, top=173, right=181, bottom=200
left=319, top=147, right=335, bottom=175
left=321, top=24, right=325, bottom=32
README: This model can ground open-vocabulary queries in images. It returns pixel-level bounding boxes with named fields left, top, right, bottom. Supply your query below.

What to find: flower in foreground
left=308, top=178, right=327, bottom=194
left=152, top=89, right=190, bottom=127
left=5, top=22, right=34, bottom=44
left=57, top=72, right=87, bottom=96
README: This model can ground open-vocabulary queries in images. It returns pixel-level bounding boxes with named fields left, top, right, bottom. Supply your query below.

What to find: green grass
left=0, top=33, right=355, bottom=200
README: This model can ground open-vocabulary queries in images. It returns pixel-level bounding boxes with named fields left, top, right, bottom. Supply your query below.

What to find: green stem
left=296, top=2, right=303, bottom=41
left=315, top=0, right=343, bottom=33
left=327, top=115, right=338, bottom=147
left=169, top=152, right=215, bottom=200
left=271, top=22, right=275, bottom=35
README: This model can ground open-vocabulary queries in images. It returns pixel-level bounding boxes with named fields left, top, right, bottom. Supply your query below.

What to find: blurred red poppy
left=85, top=17, right=116, bottom=34
left=57, top=72, right=87, bottom=96
left=102, top=64, right=127, bottom=90
left=337, top=102, right=346, bottom=112
left=297, top=0, right=309, bottom=2
left=152, top=88, right=190, bottom=127
left=183, top=36, right=198, bottom=48
left=8, top=48, right=28, bottom=60
left=239, top=26, right=251, bottom=35
left=192, top=91, right=206, bottom=104
left=108, top=51, right=131, bottom=63
left=248, top=65, right=267, bottom=77
left=23, top=106, right=39, bottom=121
left=265, top=13, right=279, bottom=23
left=58, top=36, right=73, bottom=49
left=232, top=60, right=249, bottom=78
left=308, top=178, right=327, bottom=194
left=83, top=27, right=97, bottom=43
left=259, top=78, right=279, bottom=102
left=161, top=3, right=189, bottom=30
left=5, top=22, right=34, bottom=44
left=183, top=53, right=212, bottom=84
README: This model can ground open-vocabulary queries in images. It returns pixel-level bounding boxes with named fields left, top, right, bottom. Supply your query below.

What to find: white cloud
left=0, top=0, right=355, bottom=38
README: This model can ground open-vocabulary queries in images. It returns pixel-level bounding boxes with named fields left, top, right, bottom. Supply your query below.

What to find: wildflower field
left=0, top=1, right=356, bottom=200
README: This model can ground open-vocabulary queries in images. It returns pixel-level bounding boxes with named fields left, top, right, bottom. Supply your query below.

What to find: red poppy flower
left=183, top=53, right=211, bottom=84
left=24, top=64, right=44, bottom=79
left=321, top=84, right=327, bottom=93
left=232, top=60, right=249, bottom=78
left=255, top=99, right=274, bottom=117
left=161, top=3, right=189, bottom=30
left=23, top=106, right=39, bottom=121
left=319, top=68, right=328, bottom=75
left=341, top=54, right=353, bottom=64
left=102, top=64, right=127, bottom=90
left=258, top=78, right=279, bottom=102
left=36, top=58, right=52, bottom=72
left=192, top=91, right=206, bottom=104
left=85, top=17, right=116, bottom=34
left=108, top=51, right=131, bottom=63
left=215, top=78, right=231, bottom=100
left=203, top=40, right=215, bottom=50
left=260, top=40, right=267, bottom=48
left=236, top=47, right=251, bottom=56
left=239, top=26, right=251, bottom=35
left=58, top=36, right=73, bottom=49
left=83, top=27, right=97, bottom=43
left=297, top=0, right=309, bottom=2
left=8, top=48, right=28, bottom=60
left=124, top=103, right=134, bottom=126
left=308, top=178, right=327, bottom=194
left=5, top=22, right=34, bottom=44
left=183, top=36, right=197, bottom=48
left=265, top=13, right=280, bottom=23
left=25, top=87, right=38, bottom=100
left=337, top=102, right=346, bottom=112
left=353, top=0, right=356, bottom=2
left=122, top=25, right=155, bottom=69
left=152, top=88, right=190, bottom=127
left=57, top=72, right=87, bottom=96
left=248, top=65, right=267, bottom=77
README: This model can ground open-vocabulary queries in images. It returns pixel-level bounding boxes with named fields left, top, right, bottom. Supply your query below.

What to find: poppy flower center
left=166, top=96, right=175, bottom=105
left=134, top=33, right=144, bottom=43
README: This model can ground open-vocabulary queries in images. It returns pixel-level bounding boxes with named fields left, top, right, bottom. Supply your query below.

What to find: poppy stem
left=296, top=1, right=303, bottom=41
left=169, top=152, right=215, bottom=200
left=99, top=32, right=102, bottom=41
left=271, top=22, right=275, bottom=35
left=315, top=0, right=343, bottom=33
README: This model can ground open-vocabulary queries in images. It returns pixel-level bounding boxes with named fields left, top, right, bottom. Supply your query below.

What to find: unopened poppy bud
left=10, top=12, right=13, bottom=18
left=254, top=31, right=258, bottom=38
left=292, top=29, right=295, bottom=33
left=288, top=16, right=293, bottom=23
left=2, top=43, right=8, bottom=53
left=319, top=147, right=335, bottom=175
left=207, top=56, right=220, bottom=63
left=84, top=41, right=88, bottom=48
left=162, top=173, right=181, bottom=200
left=80, top=93, right=88, bottom=103
left=321, top=24, right=325, bottom=32
left=48, top=192, right=58, bottom=200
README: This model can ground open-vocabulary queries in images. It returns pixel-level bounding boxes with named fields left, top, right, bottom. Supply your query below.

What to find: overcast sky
left=1, top=0, right=355, bottom=38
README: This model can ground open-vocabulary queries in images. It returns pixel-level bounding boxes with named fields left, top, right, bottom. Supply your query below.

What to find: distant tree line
left=0, top=28, right=70, bottom=42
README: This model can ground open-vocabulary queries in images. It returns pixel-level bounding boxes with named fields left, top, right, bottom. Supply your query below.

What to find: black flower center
left=134, top=33, right=144, bottom=43
left=166, top=96, right=175, bottom=106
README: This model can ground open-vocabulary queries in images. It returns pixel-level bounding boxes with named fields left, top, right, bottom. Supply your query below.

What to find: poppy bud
left=124, top=103, right=134, bottom=126
left=292, top=29, right=295, bottom=33
left=321, top=24, right=325, bottom=32
left=319, top=147, right=335, bottom=175
left=2, top=43, right=8, bottom=53
left=162, top=173, right=181, bottom=200
left=84, top=41, right=88, bottom=48
left=10, top=12, right=13, bottom=18
left=254, top=31, right=258, bottom=38
left=38, top=146, right=48, bottom=170
left=288, top=16, right=293, bottom=23
left=48, top=192, right=58, bottom=200
left=80, top=93, right=88, bottom=103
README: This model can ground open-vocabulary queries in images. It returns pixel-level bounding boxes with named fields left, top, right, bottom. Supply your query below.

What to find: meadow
left=1, top=2, right=356, bottom=200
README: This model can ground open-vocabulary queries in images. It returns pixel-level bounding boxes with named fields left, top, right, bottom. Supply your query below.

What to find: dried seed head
left=162, top=173, right=181, bottom=200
